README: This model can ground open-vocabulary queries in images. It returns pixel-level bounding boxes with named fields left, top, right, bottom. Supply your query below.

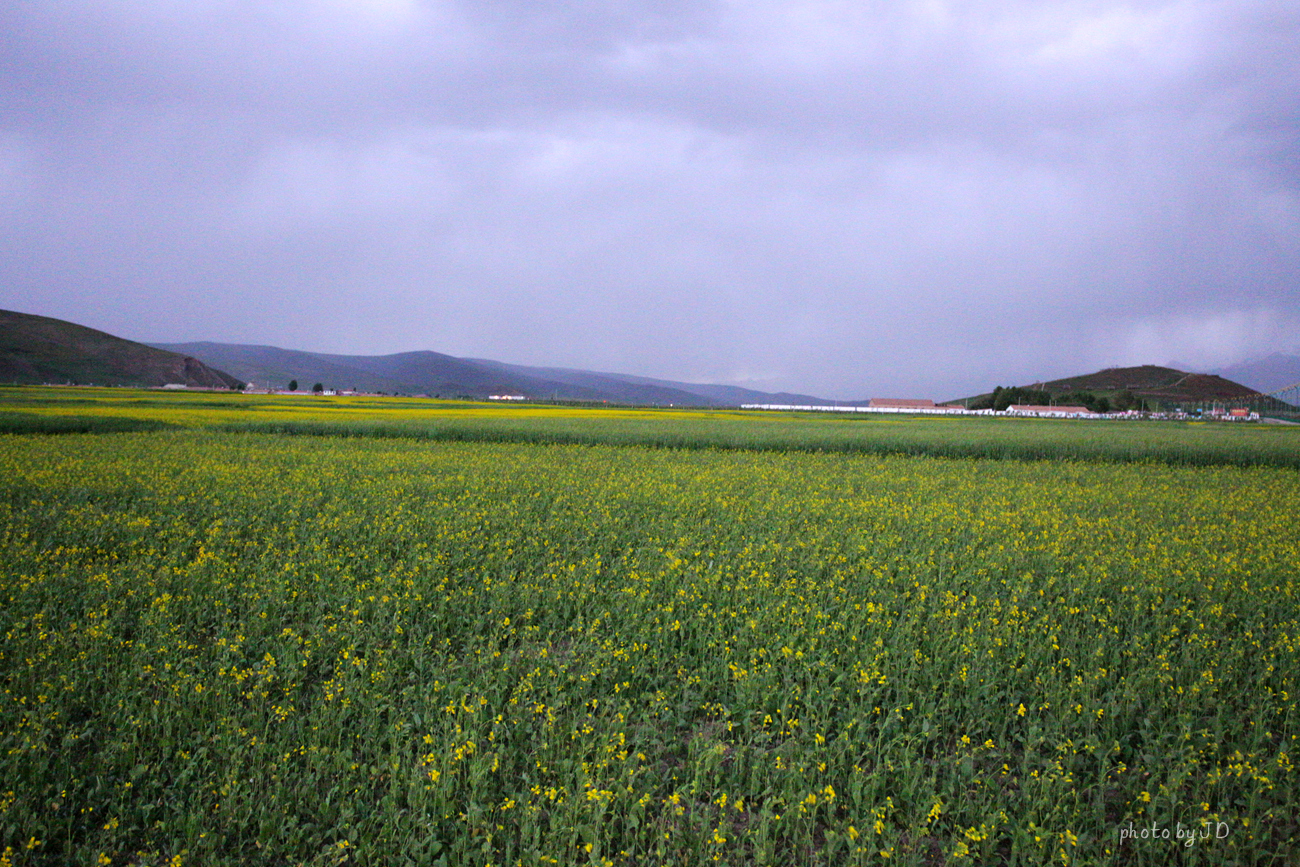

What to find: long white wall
left=740, top=404, right=985, bottom=414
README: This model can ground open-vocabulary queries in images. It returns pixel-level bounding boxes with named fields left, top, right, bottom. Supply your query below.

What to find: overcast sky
left=2, top=1, right=1297, bottom=399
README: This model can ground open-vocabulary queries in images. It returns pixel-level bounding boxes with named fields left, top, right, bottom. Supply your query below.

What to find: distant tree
left=1055, top=390, right=1111, bottom=413
left=1113, top=390, right=1137, bottom=412
left=969, top=387, right=998, bottom=411
left=312, top=382, right=324, bottom=393
left=288, top=380, right=298, bottom=392
left=992, top=386, right=1050, bottom=412
left=975, top=386, right=1117, bottom=414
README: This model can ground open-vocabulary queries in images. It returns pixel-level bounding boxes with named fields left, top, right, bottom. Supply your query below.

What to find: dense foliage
left=967, top=387, right=1119, bottom=414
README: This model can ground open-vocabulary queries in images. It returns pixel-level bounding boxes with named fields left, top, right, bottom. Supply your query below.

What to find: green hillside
left=0, top=310, right=243, bottom=389
left=955, top=364, right=1271, bottom=412
left=1039, top=365, right=1256, bottom=400
left=150, top=342, right=834, bottom=407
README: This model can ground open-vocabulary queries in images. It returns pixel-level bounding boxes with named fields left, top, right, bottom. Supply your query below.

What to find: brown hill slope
left=0, top=309, right=243, bottom=388
left=1038, top=365, right=1257, bottom=401
left=956, top=364, right=1263, bottom=408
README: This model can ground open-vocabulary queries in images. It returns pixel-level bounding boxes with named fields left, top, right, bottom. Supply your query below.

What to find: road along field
left=0, top=392, right=1297, bottom=865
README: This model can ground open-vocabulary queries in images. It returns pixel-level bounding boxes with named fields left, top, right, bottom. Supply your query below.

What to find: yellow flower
left=927, top=798, right=943, bottom=823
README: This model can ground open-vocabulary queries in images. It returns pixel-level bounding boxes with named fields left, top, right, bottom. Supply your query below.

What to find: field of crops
left=4, top=386, right=1300, bottom=468
left=1, top=389, right=1298, bottom=865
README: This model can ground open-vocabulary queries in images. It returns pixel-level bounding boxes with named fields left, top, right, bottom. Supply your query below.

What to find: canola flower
left=0, top=391, right=1297, bottom=865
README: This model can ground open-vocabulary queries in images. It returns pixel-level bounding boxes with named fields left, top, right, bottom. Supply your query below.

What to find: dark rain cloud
left=2, top=0, right=1297, bottom=398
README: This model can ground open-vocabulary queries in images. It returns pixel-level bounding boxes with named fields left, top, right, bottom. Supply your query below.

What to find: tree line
left=969, top=386, right=1139, bottom=413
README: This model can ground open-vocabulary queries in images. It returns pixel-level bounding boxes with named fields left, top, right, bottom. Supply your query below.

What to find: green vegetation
left=0, top=411, right=177, bottom=435
left=5, top=386, right=1300, bottom=470
left=958, top=365, right=1280, bottom=416
left=1, top=388, right=1298, bottom=865
left=969, top=387, right=1116, bottom=414
left=0, top=310, right=242, bottom=389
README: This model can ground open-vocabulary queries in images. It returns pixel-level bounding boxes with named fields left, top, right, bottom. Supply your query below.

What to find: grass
left=0, top=412, right=176, bottom=435
left=0, top=388, right=1297, bottom=865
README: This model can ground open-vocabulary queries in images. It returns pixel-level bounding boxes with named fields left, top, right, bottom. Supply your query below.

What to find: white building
left=1005, top=404, right=1094, bottom=418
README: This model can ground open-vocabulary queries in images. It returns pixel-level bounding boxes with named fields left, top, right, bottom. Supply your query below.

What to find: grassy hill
left=0, top=310, right=243, bottom=389
left=1037, top=365, right=1257, bottom=401
left=954, top=364, right=1275, bottom=411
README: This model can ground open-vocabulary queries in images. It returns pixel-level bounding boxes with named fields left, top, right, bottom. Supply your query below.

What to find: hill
left=953, top=364, right=1266, bottom=411
left=1038, top=365, right=1258, bottom=401
left=150, top=341, right=835, bottom=407
left=0, top=310, right=243, bottom=389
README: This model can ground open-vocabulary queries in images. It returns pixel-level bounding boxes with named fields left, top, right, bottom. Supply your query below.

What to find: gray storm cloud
left=1, top=0, right=1296, bottom=399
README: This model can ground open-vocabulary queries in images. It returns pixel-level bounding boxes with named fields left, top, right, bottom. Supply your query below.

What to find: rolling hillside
left=0, top=310, right=243, bottom=389
left=1034, top=365, right=1256, bottom=401
left=954, top=364, right=1264, bottom=409
left=12, top=307, right=1282, bottom=411
left=152, top=342, right=835, bottom=407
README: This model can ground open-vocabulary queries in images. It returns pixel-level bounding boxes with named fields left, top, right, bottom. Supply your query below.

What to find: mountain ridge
left=150, top=341, right=836, bottom=407
left=1, top=308, right=1279, bottom=409
left=1211, top=354, right=1300, bottom=395
left=0, top=309, right=243, bottom=389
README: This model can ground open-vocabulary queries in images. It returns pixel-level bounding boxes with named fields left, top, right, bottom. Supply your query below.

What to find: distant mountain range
left=3, top=307, right=1290, bottom=409
left=148, top=340, right=834, bottom=407
left=0, top=309, right=243, bottom=389
left=1212, top=354, right=1300, bottom=395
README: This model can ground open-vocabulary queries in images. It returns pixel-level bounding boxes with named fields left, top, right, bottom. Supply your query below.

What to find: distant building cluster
left=240, top=384, right=339, bottom=396
left=740, top=400, right=1261, bottom=421
left=1005, top=404, right=1092, bottom=418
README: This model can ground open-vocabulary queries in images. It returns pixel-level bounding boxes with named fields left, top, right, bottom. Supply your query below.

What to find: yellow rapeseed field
left=0, top=389, right=1297, bottom=865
